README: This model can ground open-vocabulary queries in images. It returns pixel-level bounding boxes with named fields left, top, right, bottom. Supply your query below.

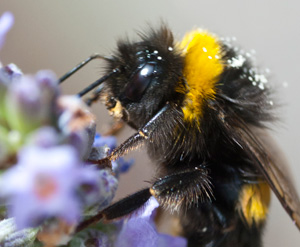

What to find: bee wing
left=233, top=121, right=300, bottom=230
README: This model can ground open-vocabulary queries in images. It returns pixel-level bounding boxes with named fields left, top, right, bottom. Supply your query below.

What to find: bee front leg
left=94, top=103, right=176, bottom=167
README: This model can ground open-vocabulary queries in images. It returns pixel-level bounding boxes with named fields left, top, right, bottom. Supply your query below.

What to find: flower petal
left=116, top=218, right=158, bottom=247
left=158, top=234, right=187, bottom=247
left=0, top=12, right=14, bottom=50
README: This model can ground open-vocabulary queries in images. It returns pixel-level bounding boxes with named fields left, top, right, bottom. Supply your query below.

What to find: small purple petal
left=115, top=218, right=158, bottom=247
left=12, top=76, right=41, bottom=108
left=93, top=134, right=117, bottom=151
left=0, top=12, right=14, bottom=50
left=116, top=157, right=134, bottom=173
left=79, top=167, right=118, bottom=214
left=115, top=197, right=187, bottom=247
left=67, top=131, right=89, bottom=159
left=35, top=70, right=58, bottom=88
left=26, top=126, right=60, bottom=148
left=35, top=70, right=60, bottom=99
left=139, top=197, right=159, bottom=219
left=8, top=191, right=80, bottom=229
left=0, top=63, right=22, bottom=86
left=158, top=234, right=188, bottom=247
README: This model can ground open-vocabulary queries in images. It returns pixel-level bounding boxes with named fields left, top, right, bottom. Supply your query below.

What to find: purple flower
left=0, top=12, right=14, bottom=50
left=115, top=197, right=187, bottom=247
left=0, top=145, right=98, bottom=229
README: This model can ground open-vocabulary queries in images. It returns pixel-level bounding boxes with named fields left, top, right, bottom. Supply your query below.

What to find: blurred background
left=1, top=1, right=299, bottom=246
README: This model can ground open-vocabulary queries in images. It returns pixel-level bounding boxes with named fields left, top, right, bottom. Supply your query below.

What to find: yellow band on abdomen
left=238, top=182, right=271, bottom=226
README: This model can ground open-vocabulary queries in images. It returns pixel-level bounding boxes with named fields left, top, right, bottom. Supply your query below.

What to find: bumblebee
left=61, top=25, right=300, bottom=247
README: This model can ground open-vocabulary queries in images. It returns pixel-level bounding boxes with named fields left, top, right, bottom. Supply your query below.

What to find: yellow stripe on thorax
left=237, top=182, right=271, bottom=226
left=177, top=30, right=224, bottom=124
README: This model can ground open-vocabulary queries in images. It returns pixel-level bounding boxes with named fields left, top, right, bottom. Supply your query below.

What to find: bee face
left=102, top=27, right=184, bottom=128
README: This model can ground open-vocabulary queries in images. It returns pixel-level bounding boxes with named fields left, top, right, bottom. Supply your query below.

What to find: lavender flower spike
left=0, top=12, right=14, bottom=50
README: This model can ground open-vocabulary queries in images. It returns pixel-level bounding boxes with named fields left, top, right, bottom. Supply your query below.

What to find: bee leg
left=75, top=188, right=151, bottom=233
left=94, top=104, right=174, bottom=166
left=76, top=167, right=211, bottom=233
left=150, top=167, right=214, bottom=211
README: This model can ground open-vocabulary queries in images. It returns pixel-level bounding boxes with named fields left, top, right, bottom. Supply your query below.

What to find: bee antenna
left=77, top=68, right=120, bottom=97
left=58, top=54, right=114, bottom=84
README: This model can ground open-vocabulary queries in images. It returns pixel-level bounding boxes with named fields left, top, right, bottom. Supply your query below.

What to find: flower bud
left=0, top=63, right=22, bottom=122
left=5, top=74, right=56, bottom=135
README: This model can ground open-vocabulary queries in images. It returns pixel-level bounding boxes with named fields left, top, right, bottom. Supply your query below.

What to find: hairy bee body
left=98, top=26, right=300, bottom=247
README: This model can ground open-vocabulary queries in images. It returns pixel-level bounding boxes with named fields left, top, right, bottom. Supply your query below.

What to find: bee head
left=101, top=26, right=184, bottom=129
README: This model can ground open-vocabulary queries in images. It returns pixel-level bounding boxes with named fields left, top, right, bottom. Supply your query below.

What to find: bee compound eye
left=123, top=63, right=156, bottom=101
